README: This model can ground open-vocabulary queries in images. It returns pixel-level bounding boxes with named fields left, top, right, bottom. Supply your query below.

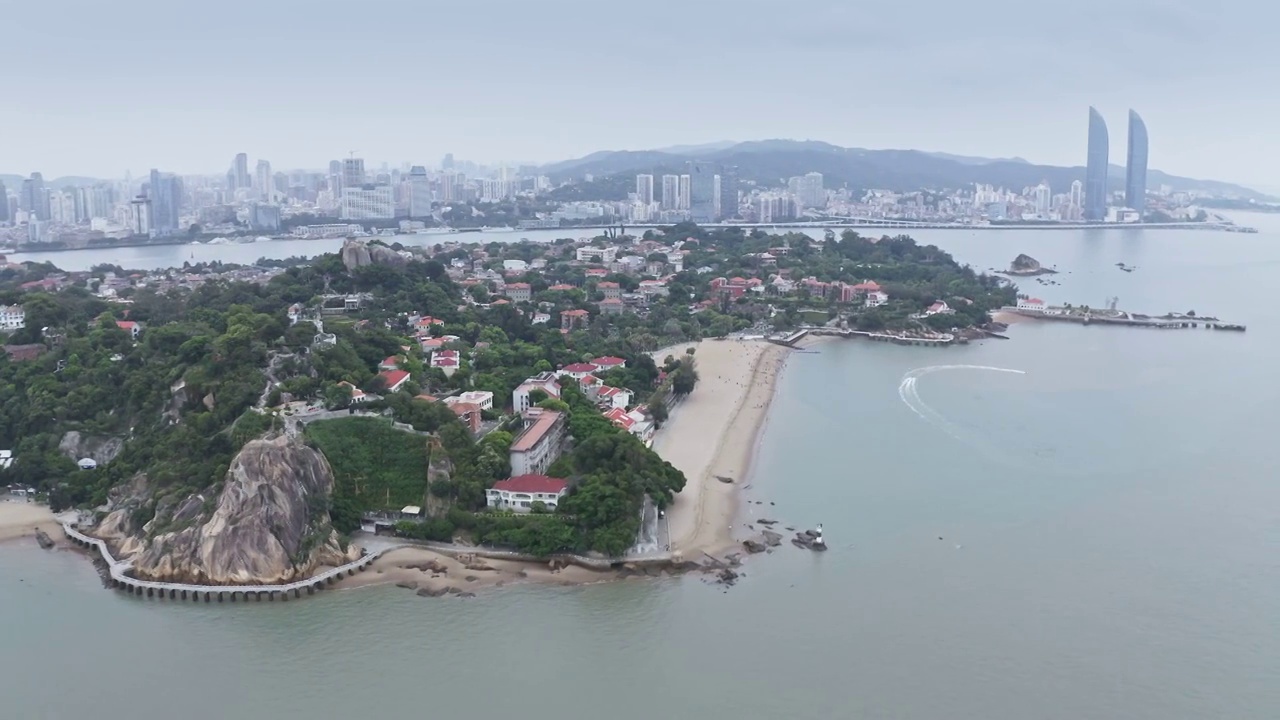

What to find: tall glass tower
left=1084, top=107, right=1109, bottom=222
left=1125, top=110, right=1148, bottom=215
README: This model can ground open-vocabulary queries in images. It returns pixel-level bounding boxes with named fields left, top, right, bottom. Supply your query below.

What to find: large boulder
left=106, top=436, right=356, bottom=585
left=341, top=239, right=408, bottom=271
left=58, top=431, right=125, bottom=465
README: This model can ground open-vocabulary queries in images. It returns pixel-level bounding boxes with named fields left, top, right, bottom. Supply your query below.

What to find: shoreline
left=650, top=339, right=791, bottom=558
left=0, top=499, right=63, bottom=545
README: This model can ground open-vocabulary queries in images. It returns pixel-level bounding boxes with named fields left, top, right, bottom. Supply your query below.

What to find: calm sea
left=2, top=217, right=1278, bottom=719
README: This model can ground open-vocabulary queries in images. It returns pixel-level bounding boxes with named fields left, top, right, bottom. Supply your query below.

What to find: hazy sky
left=5, top=0, right=1276, bottom=188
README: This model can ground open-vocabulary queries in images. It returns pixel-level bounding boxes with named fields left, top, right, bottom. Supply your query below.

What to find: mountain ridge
left=540, top=139, right=1270, bottom=201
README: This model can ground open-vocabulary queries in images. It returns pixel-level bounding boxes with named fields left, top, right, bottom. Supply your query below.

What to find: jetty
left=1004, top=305, right=1245, bottom=331
left=63, top=523, right=391, bottom=602
left=770, top=326, right=955, bottom=348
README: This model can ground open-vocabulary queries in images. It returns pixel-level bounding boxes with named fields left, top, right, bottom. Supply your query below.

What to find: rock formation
left=340, top=239, right=409, bottom=271
left=92, top=435, right=356, bottom=585
left=1005, top=254, right=1057, bottom=276
left=58, top=431, right=125, bottom=465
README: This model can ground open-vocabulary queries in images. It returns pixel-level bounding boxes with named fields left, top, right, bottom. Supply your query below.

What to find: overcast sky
left=4, top=0, right=1275, bottom=189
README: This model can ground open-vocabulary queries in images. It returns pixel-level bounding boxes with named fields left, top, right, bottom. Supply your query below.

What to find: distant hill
left=541, top=140, right=1271, bottom=201
left=0, top=174, right=105, bottom=190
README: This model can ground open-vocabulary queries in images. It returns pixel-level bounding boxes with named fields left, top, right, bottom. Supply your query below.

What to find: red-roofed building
left=1017, top=297, right=1046, bottom=311
left=549, top=284, right=577, bottom=292
left=597, top=281, right=622, bottom=300
left=414, top=316, right=444, bottom=332
left=378, top=355, right=403, bottom=371
left=378, top=369, right=411, bottom=393
left=591, top=356, right=627, bottom=371
left=446, top=401, right=483, bottom=433
left=431, top=350, right=460, bottom=376
left=852, top=280, right=882, bottom=293
left=585, top=268, right=608, bottom=278
left=509, top=408, right=567, bottom=476
left=604, top=406, right=634, bottom=431
left=561, top=308, right=590, bottom=332
left=116, top=320, right=142, bottom=339
left=506, top=282, right=532, bottom=303
left=709, top=276, right=748, bottom=299
left=599, top=298, right=626, bottom=315
left=596, top=385, right=632, bottom=410
left=339, top=381, right=369, bottom=404
left=559, top=363, right=598, bottom=381
left=925, top=301, right=954, bottom=316
left=487, top=474, right=569, bottom=512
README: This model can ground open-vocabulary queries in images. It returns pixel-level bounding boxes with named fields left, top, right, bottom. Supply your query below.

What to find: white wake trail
left=897, top=365, right=1027, bottom=439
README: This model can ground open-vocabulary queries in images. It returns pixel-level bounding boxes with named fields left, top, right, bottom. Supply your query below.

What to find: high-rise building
left=679, top=174, right=691, bottom=210
left=147, top=169, right=183, bottom=236
left=129, top=195, right=152, bottom=236
left=635, top=174, right=654, bottom=206
left=1033, top=182, right=1052, bottom=214
left=442, top=153, right=455, bottom=171
left=21, top=173, right=49, bottom=221
left=0, top=181, right=8, bottom=223
left=718, top=166, right=739, bottom=220
left=790, top=172, right=825, bottom=208
left=1125, top=110, right=1148, bottom=215
left=1069, top=180, right=1084, bottom=220
left=408, top=166, right=432, bottom=217
left=440, top=172, right=458, bottom=203
left=228, top=153, right=251, bottom=191
left=1084, top=106, right=1109, bottom=222
left=255, top=160, right=273, bottom=201
left=340, top=184, right=395, bottom=220
left=687, top=161, right=717, bottom=222
left=342, top=158, right=366, bottom=190
left=660, top=175, right=680, bottom=210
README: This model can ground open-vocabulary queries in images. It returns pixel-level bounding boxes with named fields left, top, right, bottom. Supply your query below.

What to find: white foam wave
left=897, top=365, right=1027, bottom=441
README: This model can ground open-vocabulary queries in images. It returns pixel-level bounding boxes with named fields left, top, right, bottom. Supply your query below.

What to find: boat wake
left=898, top=365, right=1027, bottom=442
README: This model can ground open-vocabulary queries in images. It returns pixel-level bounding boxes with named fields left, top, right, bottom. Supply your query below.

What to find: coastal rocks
left=416, top=586, right=449, bottom=598
left=34, top=528, right=55, bottom=550
left=742, top=539, right=768, bottom=554
left=340, top=239, right=409, bottom=272
left=761, top=530, right=783, bottom=547
left=791, top=528, right=827, bottom=552
left=57, top=431, right=125, bottom=466
left=1004, top=254, right=1057, bottom=276
left=105, top=435, right=357, bottom=585
left=716, top=475, right=734, bottom=484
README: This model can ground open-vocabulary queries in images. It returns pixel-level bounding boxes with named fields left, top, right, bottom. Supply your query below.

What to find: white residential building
left=512, top=371, right=561, bottom=414
left=509, top=408, right=567, bottom=477
left=0, top=305, right=25, bottom=331
left=576, top=246, right=618, bottom=264
left=340, top=185, right=395, bottom=220
left=486, top=474, right=568, bottom=513
left=456, top=390, right=494, bottom=411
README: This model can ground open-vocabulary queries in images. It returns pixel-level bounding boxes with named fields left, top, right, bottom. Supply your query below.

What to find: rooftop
left=492, top=474, right=568, bottom=495
left=510, top=408, right=564, bottom=453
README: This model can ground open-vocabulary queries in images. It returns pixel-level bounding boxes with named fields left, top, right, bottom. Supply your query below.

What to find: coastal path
left=62, top=523, right=399, bottom=603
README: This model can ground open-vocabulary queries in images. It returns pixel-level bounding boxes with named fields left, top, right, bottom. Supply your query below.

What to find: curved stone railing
left=62, top=523, right=405, bottom=603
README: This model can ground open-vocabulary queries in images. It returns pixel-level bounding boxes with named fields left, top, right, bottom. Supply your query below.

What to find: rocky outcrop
left=424, top=437, right=455, bottom=518
left=340, top=239, right=409, bottom=271
left=58, top=431, right=125, bottom=465
left=93, top=436, right=356, bottom=585
left=1005, top=254, right=1057, bottom=276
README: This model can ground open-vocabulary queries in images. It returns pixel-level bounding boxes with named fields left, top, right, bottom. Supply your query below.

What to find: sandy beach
left=0, top=499, right=63, bottom=545
left=990, top=310, right=1024, bottom=325
left=333, top=546, right=613, bottom=595
left=651, top=339, right=790, bottom=557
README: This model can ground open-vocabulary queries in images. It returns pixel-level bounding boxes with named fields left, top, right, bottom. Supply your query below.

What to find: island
left=1001, top=253, right=1058, bottom=277
left=0, top=223, right=1013, bottom=596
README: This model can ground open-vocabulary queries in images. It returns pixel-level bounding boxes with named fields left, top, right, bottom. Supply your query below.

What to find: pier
left=771, top=326, right=955, bottom=347
left=62, top=523, right=392, bottom=602
left=1004, top=306, right=1246, bottom=331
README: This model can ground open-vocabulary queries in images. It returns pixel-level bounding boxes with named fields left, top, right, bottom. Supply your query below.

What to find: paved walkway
left=62, top=523, right=402, bottom=601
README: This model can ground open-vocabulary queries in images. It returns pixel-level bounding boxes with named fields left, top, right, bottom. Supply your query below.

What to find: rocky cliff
left=92, top=435, right=356, bottom=585
left=1006, top=253, right=1056, bottom=276
left=340, top=239, right=410, bottom=271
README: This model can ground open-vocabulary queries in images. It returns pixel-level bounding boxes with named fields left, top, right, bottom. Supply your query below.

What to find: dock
left=770, top=326, right=956, bottom=348
left=1003, top=306, right=1245, bottom=331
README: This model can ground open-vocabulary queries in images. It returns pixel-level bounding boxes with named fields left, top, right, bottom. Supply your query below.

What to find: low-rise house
left=560, top=308, right=590, bottom=332
left=287, top=304, right=304, bottom=325
left=513, top=372, right=561, bottom=413
left=378, top=355, right=403, bottom=371
left=558, top=362, right=598, bottom=381
left=508, top=408, right=567, bottom=476
left=925, top=301, right=954, bottom=316
left=445, top=400, right=483, bottom=433
left=430, top=350, right=460, bottom=376
left=604, top=407, right=656, bottom=445
left=506, top=282, right=532, bottom=303
left=455, top=390, right=494, bottom=411
left=597, top=281, right=622, bottom=300
left=116, top=320, right=142, bottom=339
left=599, top=298, right=626, bottom=315
left=378, top=369, right=411, bottom=393
left=591, top=356, right=627, bottom=372
left=1016, top=297, right=1046, bottom=311
left=596, top=385, right=632, bottom=410
left=866, top=290, right=890, bottom=308
left=0, top=305, right=25, bottom=331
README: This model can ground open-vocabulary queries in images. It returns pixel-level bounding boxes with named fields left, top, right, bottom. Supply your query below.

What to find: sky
left=4, top=0, right=1277, bottom=190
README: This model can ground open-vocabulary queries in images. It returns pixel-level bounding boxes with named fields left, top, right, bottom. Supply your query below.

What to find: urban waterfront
left=2, top=218, right=1278, bottom=719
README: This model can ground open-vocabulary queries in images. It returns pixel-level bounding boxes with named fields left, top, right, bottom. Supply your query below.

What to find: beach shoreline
left=0, top=499, right=63, bottom=546
left=650, top=339, right=791, bottom=558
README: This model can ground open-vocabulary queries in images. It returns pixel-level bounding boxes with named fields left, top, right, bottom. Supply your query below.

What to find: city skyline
left=3, top=0, right=1274, bottom=189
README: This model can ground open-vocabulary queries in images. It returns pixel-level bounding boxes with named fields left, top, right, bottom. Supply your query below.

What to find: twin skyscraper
left=1085, top=107, right=1148, bottom=221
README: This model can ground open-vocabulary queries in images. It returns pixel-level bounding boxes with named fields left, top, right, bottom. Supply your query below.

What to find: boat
left=416, top=227, right=457, bottom=235
left=480, top=226, right=516, bottom=233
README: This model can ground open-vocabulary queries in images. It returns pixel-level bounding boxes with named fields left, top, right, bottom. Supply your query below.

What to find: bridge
left=62, top=523, right=394, bottom=603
